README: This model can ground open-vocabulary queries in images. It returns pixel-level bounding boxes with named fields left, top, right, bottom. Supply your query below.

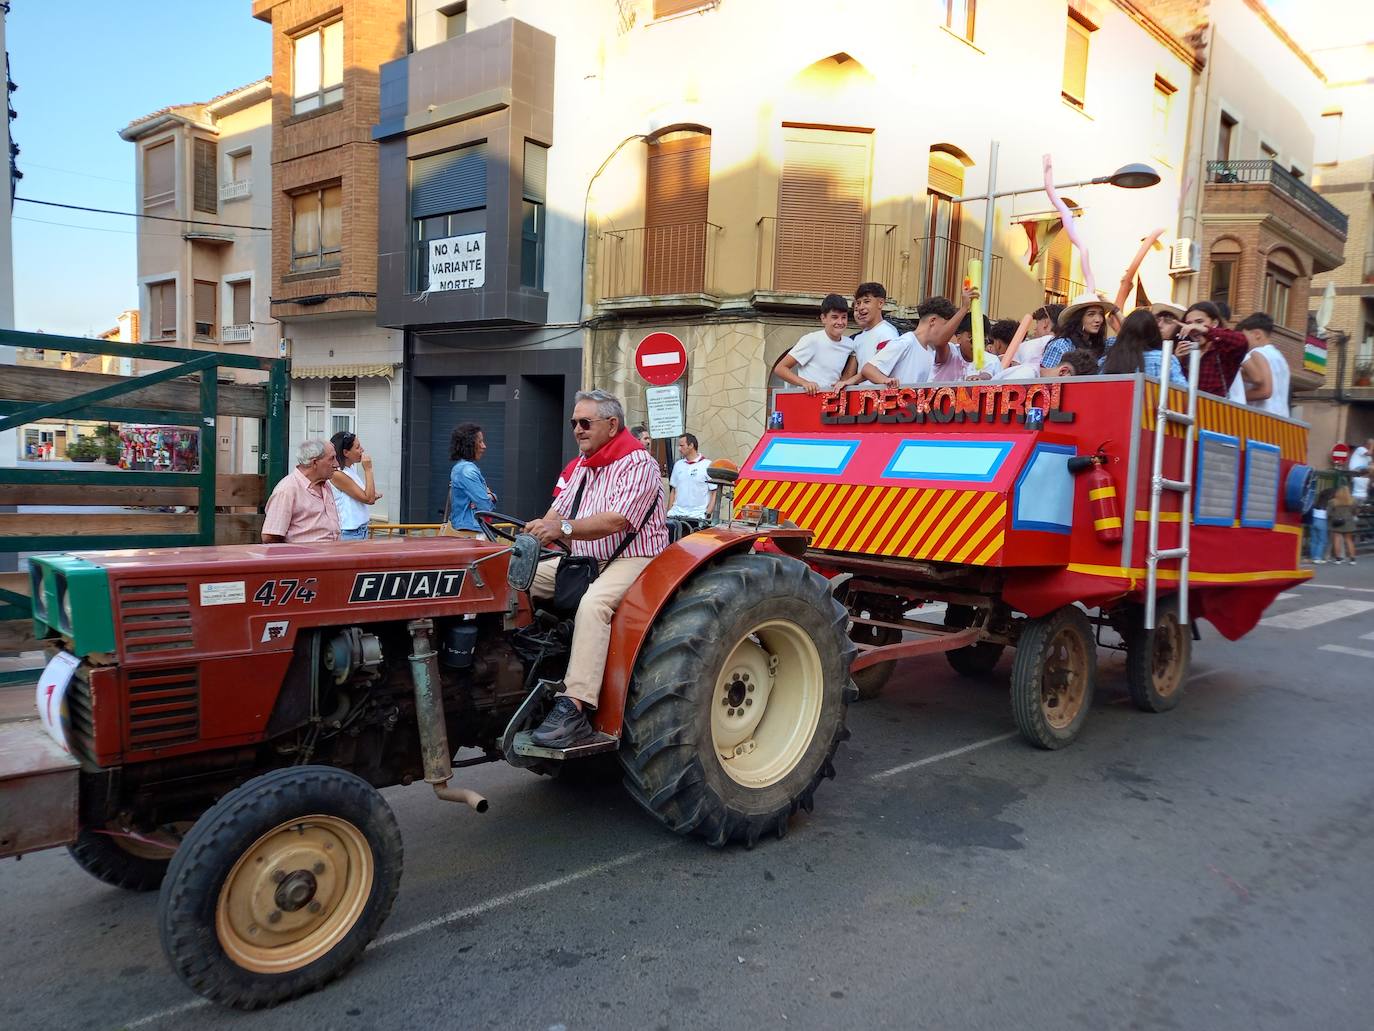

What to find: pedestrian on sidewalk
left=1327, top=484, right=1358, bottom=565
left=1309, top=486, right=1332, bottom=563
left=329, top=431, right=383, bottom=540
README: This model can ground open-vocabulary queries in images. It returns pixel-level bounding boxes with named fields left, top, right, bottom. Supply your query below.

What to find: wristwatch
left=560, top=519, right=574, bottom=539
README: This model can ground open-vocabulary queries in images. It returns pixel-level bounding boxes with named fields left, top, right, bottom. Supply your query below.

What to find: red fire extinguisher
left=1069, top=445, right=1123, bottom=543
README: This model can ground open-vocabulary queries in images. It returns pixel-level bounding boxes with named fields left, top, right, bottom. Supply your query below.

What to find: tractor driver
left=522, top=389, right=669, bottom=748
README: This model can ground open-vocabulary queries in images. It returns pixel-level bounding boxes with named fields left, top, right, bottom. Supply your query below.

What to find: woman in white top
left=329, top=431, right=383, bottom=540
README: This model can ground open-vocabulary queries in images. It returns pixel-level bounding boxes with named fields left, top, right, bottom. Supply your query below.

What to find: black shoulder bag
left=551, top=475, right=656, bottom=615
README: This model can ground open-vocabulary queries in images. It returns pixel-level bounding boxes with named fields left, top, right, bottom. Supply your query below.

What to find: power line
left=18, top=162, right=134, bottom=186
left=15, top=196, right=272, bottom=232
left=14, top=214, right=268, bottom=239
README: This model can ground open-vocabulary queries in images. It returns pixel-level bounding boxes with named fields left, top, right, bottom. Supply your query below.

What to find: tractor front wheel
left=620, top=552, right=854, bottom=847
left=69, top=826, right=175, bottom=892
left=157, top=766, right=402, bottom=1010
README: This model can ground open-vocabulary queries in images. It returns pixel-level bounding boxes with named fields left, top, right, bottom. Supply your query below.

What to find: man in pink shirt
left=261, top=439, right=342, bottom=543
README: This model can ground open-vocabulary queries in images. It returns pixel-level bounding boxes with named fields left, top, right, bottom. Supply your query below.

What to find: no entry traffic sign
left=1331, top=442, right=1350, bottom=467
left=634, top=332, right=687, bottom=386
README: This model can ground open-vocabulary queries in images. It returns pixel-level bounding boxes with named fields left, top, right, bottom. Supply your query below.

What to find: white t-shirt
left=1246, top=344, right=1290, bottom=418
left=1348, top=446, right=1371, bottom=473
left=668, top=455, right=714, bottom=518
left=785, top=329, right=855, bottom=388
left=870, top=331, right=935, bottom=385
left=330, top=464, right=370, bottom=531
left=1017, top=334, right=1054, bottom=367
left=997, top=362, right=1049, bottom=382
left=1354, top=476, right=1370, bottom=502
left=852, top=320, right=900, bottom=370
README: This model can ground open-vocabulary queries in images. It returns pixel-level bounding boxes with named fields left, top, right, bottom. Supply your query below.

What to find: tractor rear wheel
left=1010, top=606, right=1096, bottom=750
left=1124, top=597, right=1190, bottom=712
left=69, top=826, right=174, bottom=892
left=942, top=604, right=1005, bottom=679
left=158, top=766, right=402, bottom=1010
left=620, top=552, right=854, bottom=847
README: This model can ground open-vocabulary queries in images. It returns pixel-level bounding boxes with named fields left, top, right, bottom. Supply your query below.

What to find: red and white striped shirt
left=552, top=449, right=668, bottom=560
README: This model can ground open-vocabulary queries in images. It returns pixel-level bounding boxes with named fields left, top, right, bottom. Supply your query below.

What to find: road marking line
left=372, top=843, right=675, bottom=947
left=1259, top=599, right=1374, bottom=630
left=870, top=733, right=1018, bottom=781
left=127, top=843, right=677, bottom=1027
left=1320, top=644, right=1374, bottom=660
left=1363, top=632, right=1374, bottom=641
left=1300, top=583, right=1374, bottom=595
left=1276, top=593, right=1298, bottom=601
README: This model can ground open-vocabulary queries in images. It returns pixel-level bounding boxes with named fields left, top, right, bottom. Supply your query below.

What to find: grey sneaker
left=529, top=696, right=597, bottom=749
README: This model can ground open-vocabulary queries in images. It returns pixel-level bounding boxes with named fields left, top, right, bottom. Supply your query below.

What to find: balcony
left=219, top=178, right=252, bottom=202
left=1206, top=160, right=1349, bottom=237
left=913, top=236, right=1003, bottom=313
left=754, top=218, right=899, bottom=308
left=596, top=221, right=721, bottom=312
left=220, top=324, right=251, bottom=343
left=1040, top=274, right=1086, bottom=306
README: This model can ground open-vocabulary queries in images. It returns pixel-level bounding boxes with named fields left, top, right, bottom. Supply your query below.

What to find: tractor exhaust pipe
left=407, top=618, right=488, bottom=813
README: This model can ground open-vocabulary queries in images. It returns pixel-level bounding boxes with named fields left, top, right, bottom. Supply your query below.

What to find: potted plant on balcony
left=1354, top=361, right=1373, bottom=387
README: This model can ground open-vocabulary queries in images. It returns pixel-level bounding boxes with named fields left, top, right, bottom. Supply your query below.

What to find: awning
left=290, top=363, right=398, bottom=379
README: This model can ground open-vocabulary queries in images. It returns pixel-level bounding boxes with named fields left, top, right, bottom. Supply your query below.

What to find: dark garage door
left=429, top=377, right=506, bottom=523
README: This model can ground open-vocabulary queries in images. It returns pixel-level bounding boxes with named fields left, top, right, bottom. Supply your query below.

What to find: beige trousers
left=531, top=555, right=655, bottom=707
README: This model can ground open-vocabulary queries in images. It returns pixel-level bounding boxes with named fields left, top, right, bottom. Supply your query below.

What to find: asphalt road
left=3, top=565, right=1372, bottom=1031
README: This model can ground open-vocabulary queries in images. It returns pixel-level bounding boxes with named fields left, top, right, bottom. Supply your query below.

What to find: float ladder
left=1145, top=339, right=1202, bottom=630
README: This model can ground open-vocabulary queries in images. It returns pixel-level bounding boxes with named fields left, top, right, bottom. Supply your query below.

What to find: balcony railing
left=219, top=178, right=252, bottom=202
left=1041, top=275, right=1086, bottom=306
left=1206, top=160, right=1349, bottom=236
left=755, top=218, right=899, bottom=302
left=912, top=236, right=1003, bottom=313
left=220, top=323, right=251, bottom=343
left=598, top=221, right=721, bottom=302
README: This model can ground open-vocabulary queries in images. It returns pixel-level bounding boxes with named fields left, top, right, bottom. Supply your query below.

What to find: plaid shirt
left=1193, top=327, right=1249, bottom=396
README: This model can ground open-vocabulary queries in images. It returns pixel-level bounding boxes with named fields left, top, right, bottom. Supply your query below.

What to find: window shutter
left=644, top=132, right=710, bottom=295
left=194, top=281, right=216, bottom=336
left=144, top=141, right=174, bottom=206
left=232, top=281, right=251, bottom=325
left=411, top=144, right=487, bottom=218
left=653, top=0, right=707, bottom=17
left=194, top=138, right=218, bottom=214
left=927, top=152, right=965, bottom=198
left=523, top=141, right=548, bottom=203
left=1063, top=17, right=1090, bottom=103
left=775, top=127, right=869, bottom=295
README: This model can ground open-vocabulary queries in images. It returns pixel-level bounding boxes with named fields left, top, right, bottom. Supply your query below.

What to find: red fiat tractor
left=2, top=500, right=854, bottom=1009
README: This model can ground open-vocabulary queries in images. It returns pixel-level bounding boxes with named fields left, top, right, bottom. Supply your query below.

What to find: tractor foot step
left=511, top=730, right=619, bottom=761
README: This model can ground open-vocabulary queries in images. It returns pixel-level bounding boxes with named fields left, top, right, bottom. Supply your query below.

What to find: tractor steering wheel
left=475, top=510, right=570, bottom=560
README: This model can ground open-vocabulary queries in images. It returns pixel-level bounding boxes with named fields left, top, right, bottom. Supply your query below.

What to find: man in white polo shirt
left=667, top=432, right=714, bottom=518
left=773, top=294, right=855, bottom=394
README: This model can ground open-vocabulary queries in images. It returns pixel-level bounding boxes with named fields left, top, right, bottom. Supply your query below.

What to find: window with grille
left=193, top=138, right=218, bottom=214
left=144, top=140, right=175, bottom=209
left=193, top=281, right=216, bottom=339
left=293, top=20, right=343, bottom=114
left=1062, top=9, right=1094, bottom=109
left=410, top=143, right=487, bottom=291
left=149, top=280, right=176, bottom=339
left=291, top=184, right=343, bottom=272
left=328, top=378, right=357, bottom=435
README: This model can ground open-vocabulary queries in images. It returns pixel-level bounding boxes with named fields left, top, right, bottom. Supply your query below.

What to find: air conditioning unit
left=1168, top=238, right=1200, bottom=275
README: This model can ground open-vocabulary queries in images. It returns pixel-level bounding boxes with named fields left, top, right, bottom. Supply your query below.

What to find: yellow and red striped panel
left=1141, top=383, right=1305, bottom=461
left=735, top=478, right=1007, bottom=565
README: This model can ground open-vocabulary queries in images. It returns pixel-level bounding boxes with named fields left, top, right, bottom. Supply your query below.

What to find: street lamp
left=951, top=142, right=1162, bottom=301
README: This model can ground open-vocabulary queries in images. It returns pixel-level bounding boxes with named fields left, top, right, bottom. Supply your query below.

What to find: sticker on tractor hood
left=349, top=569, right=466, bottom=604
left=261, top=620, right=290, bottom=643
left=200, top=581, right=246, bottom=606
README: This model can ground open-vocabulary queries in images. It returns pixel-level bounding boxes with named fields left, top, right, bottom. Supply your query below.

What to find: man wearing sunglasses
left=523, top=389, right=669, bottom=748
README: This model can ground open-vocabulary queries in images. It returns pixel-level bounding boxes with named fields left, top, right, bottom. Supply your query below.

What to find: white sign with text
left=645, top=385, right=685, bottom=440
left=427, top=233, right=486, bottom=291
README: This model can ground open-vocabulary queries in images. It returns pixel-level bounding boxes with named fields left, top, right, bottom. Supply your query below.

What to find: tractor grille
left=117, top=583, right=195, bottom=656
left=125, top=665, right=200, bottom=749
left=64, top=667, right=99, bottom=769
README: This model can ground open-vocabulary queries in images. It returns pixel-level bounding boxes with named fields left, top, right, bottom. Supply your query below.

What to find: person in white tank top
left=329, top=431, right=383, bottom=539
left=1235, top=312, right=1291, bottom=418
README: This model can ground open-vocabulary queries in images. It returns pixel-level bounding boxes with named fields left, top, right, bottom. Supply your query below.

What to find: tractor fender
left=591, top=526, right=811, bottom=738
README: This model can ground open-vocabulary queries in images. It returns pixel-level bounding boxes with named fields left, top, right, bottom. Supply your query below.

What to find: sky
left=6, top=1, right=270, bottom=337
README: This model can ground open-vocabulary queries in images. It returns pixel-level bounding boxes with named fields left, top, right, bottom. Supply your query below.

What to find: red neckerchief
left=580, top=427, right=644, bottom=470
left=552, top=456, right=581, bottom=499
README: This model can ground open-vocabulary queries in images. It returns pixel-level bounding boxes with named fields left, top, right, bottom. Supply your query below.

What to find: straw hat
left=1149, top=302, right=1185, bottom=319
left=1058, top=292, right=1119, bottom=328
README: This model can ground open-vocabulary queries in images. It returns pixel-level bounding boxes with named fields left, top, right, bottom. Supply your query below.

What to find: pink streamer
left=1043, top=154, right=1095, bottom=294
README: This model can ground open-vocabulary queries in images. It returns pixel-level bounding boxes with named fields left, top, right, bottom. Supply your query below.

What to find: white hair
left=295, top=439, right=328, bottom=466
left=574, top=389, right=625, bottom=429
